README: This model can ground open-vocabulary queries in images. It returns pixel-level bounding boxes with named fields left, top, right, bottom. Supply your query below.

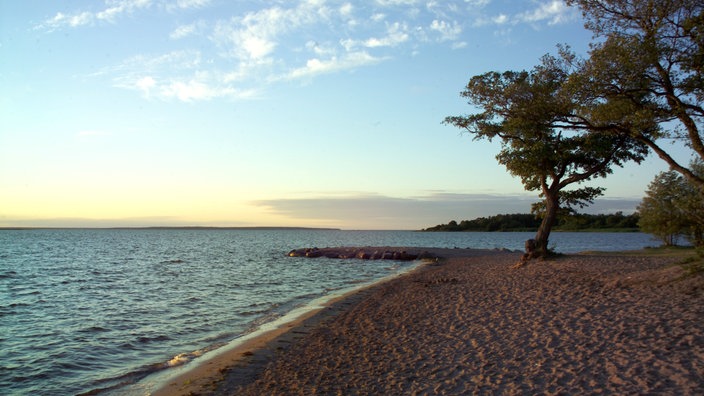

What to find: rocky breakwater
left=287, top=247, right=437, bottom=261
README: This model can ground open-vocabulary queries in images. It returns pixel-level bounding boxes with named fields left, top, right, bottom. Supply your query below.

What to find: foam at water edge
left=137, top=259, right=427, bottom=394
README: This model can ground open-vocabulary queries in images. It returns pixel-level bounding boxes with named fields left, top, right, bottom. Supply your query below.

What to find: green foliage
left=566, top=0, right=704, bottom=190
left=422, top=212, right=640, bottom=232
left=678, top=247, right=704, bottom=276
left=558, top=211, right=640, bottom=231
left=444, top=50, right=648, bottom=256
left=638, top=160, right=704, bottom=246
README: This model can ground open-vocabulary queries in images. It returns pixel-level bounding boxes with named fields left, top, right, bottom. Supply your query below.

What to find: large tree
left=445, top=53, right=648, bottom=258
left=567, top=0, right=704, bottom=190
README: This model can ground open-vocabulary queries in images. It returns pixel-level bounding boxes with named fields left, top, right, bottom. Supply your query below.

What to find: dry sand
left=155, top=248, right=704, bottom=395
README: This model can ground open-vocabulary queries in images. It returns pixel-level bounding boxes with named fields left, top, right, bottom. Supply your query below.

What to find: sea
left=0, top=229, right=659, bottom=395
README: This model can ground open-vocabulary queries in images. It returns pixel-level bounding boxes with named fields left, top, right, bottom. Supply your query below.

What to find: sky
left=0, top=0, right=684, bottom=230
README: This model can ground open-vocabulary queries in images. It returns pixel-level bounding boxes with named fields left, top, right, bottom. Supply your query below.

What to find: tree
left=638, top=161, right=704, bottom=246
left=637, top=171, right=690, bottom=246
left=679, top=161, right=704, bottom=245
left=566, top=0, right=704, bottom=191
left=444, top=53, right=648, bottom=258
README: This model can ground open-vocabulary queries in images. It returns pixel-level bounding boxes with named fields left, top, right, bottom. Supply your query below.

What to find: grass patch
left=580, top=245, right=696, bottom=257
left=580, top=246, right=704, bottom=278
left=678, top=247, right=704, bottom=276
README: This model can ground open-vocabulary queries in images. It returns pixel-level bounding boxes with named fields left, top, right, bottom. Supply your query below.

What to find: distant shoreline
left=0, top=226, right=341, bottom=231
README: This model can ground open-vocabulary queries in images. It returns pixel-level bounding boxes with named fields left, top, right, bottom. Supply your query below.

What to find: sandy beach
left=154, top=248, right=704, bottom=395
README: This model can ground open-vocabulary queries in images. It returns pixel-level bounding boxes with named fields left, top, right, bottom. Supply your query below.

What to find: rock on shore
left=287, top=247, right=437, bottom=261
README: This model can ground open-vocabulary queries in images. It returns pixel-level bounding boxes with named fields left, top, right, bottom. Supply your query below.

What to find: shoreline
left=150, top=248, right=479, bottom=396
left=153, top=248, right=704, bottom=395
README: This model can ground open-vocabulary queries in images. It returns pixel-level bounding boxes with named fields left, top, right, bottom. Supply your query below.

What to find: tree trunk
left=533, top=192, right=560, bottom=258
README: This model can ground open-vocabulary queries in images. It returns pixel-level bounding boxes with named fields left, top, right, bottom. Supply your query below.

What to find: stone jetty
left=287, top=247, right=437, bottom=261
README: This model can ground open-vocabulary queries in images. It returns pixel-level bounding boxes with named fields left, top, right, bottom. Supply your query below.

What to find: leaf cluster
left=444, top=51, right=648, bottom=208
left=567, top=0, right=704, bottom=186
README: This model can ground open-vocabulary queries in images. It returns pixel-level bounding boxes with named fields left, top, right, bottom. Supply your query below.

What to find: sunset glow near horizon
left=0, top=1, right=684, bottom=230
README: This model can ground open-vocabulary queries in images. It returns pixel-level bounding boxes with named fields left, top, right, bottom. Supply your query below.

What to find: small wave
left=160, top=259, right=185, bottom=264
left=0, top=270, right=18, bottom=279
left=78, top=326, right=110, bottom=334
left=119, top=341, right=139, bottom=351
left=79, top=341, right=229, bottom=395
left=239, top=308, right=270, bottom=317
left=137, top=334, right=172, bottom=344
left=165, top=351, right=201, bottom=367
left=15, top=289, right=41, bottom=296
left=5, top=301, right=31, bottom=308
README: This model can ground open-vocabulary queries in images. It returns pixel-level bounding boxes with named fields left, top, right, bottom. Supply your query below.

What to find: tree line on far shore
left=423, top=164, right=704, bottom=247
left=422, top=212, right=639, bottom=233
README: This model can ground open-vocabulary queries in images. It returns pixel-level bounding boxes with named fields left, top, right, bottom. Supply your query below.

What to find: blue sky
left=0, top=0, right=679, bottom=229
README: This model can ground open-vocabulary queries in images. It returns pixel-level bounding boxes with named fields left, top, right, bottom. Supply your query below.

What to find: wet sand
left=154, top=248, right=704, bottom=395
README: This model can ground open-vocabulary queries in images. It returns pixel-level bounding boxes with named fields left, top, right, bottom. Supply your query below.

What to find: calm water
left=0, top=229, right=657, bottom=395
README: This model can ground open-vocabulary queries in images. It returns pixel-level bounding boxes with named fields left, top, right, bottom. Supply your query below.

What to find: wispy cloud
left=253, top=192, right=539, bottom=229
left=340, top=21, right=410, bottom=50
left=36, top=0, right=154, bottom=30
left=515, top=0, right=578, bottom=25
left=168, top=0, right=211, bottom=11
left=35, top=0, right=214, bottom=31
left=170, top=21, right=206, bottom=39
left=429, top=19, right=462, bottom=41
left=41, top=0, right=582, bottom=102
left=472, top=0, right=577, bottom=27
left=252, top=192, right=641, bottom=230
left=285, top=52, right=388, bottom=80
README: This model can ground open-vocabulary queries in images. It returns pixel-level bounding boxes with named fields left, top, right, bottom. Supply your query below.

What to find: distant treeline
left=422, top=212, right=640, bottom=232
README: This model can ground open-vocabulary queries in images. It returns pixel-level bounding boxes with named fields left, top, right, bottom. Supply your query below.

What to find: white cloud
left=136, top=76, right=156, bottom=94
left=38, top=11, right=94, bottom=30
left=286, top=52, right=386, bottom=79
left=375, top=0, right=420, bottom=6
left=492, top=14, right=508, bottom=25
left=429, top=19, right=462, bottom=41
left=242, top=36, right=277, bottom=60
left=464, top=0, right=491, bottom=7
left=161, top=79, right=214, bottom=101
left=172, top=0, right=211, bottom=10
left=170, top=23, right=197, bottom=39
left=96, top=0, right=152, bottom=22
left=36, top=0, right=153, bottom=30
left=68, top=12, right=94, bottom=27
left=341, top=22, right=410, bottom=50
left=339, top=3, right=354, bottom=16
left=129, top=74, right=259, bottom=101
left=305, top=41, right=336, bottom=57
left=45, top=0, right=582, bottom=103
left=371, top=13, right=386, bottom=22
left=212, top=2, right=331, bottom=62
left=516, top=0, right=576, bottom=25
left=36, top=0, right=212, bottom=31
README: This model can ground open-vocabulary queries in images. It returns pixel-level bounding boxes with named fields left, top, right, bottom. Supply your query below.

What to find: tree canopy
left=444, top=52, right=648, bottom=258
left=567, top=0, right=704, bottom=190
